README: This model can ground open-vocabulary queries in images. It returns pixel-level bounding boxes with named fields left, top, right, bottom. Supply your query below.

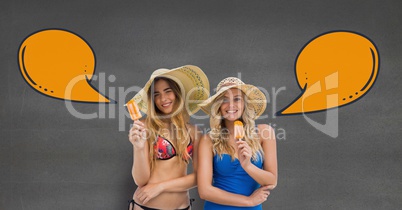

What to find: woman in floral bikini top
left=127, top=66, right=209, bottom=210
left=154, top=134, right=193, bottom=161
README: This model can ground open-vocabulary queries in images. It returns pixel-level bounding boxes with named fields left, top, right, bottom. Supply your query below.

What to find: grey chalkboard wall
left=1, top=0, right=401, bottom=209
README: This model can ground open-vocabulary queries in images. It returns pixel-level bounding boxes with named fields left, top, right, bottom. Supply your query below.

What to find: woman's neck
left=223, top=120, right=235, bottom=135
left=160, top=120, right=172, bottom=129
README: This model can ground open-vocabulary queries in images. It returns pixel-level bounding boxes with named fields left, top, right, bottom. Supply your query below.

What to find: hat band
left=217, top=82, right=240, bottom=92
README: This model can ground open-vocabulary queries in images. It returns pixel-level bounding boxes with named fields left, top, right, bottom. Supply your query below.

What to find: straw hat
left=199, top=77, right=267, bottom=119
left=127, top=65, right=210, bottom=115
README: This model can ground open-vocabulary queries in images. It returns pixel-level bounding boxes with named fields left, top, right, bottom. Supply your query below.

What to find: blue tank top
left=204, top=153, right=264, bottom=210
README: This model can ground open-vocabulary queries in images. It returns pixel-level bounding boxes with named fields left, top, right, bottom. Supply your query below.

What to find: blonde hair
left=145, top=77, right=191, bottom=171
left=209, top=90, right=263, bottom=161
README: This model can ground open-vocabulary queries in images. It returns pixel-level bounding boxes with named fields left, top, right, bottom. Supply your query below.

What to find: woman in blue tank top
left=198, top=77, right=278, bottom=210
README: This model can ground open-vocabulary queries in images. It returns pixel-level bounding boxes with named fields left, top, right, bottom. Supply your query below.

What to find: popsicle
left=234, top=120, right=245, bottom=141
left=126, top=100, right=142, bottom=121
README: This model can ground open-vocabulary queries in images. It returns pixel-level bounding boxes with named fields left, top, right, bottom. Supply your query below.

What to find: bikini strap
left=128, top=199, right=160, bottom=210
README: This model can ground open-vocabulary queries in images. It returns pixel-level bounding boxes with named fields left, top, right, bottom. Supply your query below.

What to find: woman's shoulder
left=256, top=123, right=274, bottom=131
left=256, top=124, right=275, bottom=141
left=199, top=133, right=213, bottom=147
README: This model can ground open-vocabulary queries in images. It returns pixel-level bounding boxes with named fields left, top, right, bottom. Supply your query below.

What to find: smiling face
left=219, top=88, right=245, bottom=121
left=153, top=79, right=177, bottom=115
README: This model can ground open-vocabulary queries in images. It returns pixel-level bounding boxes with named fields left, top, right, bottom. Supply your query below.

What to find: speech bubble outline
left=276, top=30, right=380, bottom=116
left=18, top=28, right=116, bottom=103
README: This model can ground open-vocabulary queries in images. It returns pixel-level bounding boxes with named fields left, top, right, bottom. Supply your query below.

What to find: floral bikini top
left=154, top=135, right=193, bottom=161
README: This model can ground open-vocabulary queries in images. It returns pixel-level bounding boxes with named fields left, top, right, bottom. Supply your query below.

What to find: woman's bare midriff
left=133, top=157, right=191, bottom=209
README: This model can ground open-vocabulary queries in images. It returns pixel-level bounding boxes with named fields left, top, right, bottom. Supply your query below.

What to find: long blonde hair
left=209, top=91, right=263, bottom=161
left=145, top=77, right=191, bottom=171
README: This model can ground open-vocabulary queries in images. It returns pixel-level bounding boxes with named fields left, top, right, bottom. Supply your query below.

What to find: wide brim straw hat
left=127, top=65, right=210, bottom=115
left=199, top=77, right=267, bottom=119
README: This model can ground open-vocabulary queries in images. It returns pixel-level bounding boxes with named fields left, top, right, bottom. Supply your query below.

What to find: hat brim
left=199, top=84, right=267, bottom=119
left=127, top=65, right=210, bottom=115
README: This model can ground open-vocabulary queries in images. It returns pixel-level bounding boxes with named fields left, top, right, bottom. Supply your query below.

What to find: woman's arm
left=136, top=172, right=196, bottom=205
left=130, top=119, right=151, bottom=187
left=197, top=134, right=267, bottom=206
left=238, top=124, right=278, bottom=187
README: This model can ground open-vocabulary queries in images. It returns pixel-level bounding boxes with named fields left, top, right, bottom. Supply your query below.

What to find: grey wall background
left=1, top=0, right=401, bottom=209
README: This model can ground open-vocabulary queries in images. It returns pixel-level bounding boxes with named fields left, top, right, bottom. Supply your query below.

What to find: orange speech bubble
left=277, top=31, right=379, bottom=115
left=18, top=29, right=114, bottom=103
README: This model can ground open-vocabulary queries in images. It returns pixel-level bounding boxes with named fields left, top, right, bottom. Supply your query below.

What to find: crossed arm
left=197, top=124, right=278, bottom=207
